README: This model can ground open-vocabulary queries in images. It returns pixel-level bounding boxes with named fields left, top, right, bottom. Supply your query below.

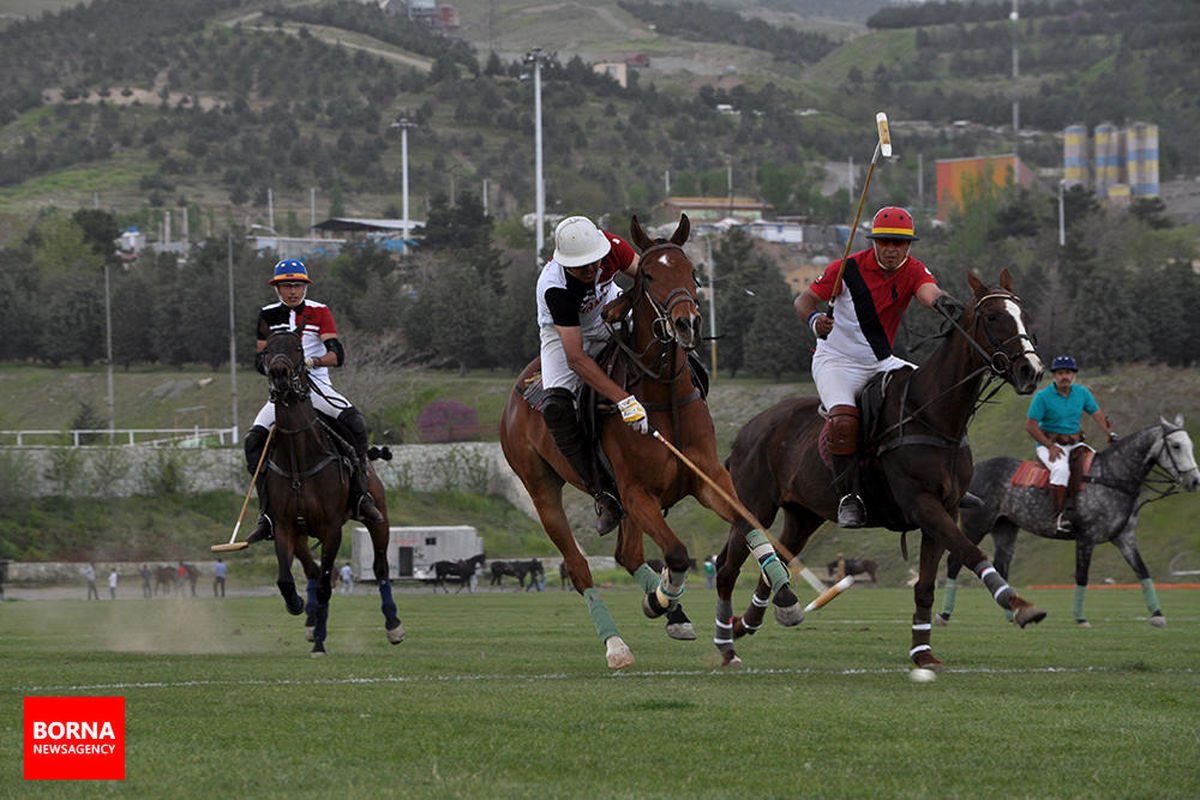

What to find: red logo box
left=24, top=696, right=125, bottom=780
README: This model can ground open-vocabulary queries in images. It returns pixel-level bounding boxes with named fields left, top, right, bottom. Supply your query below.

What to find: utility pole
left=705, top=234, right=718, bottom=376
left=525, top=48, right=553, bottom=265
left=391, top=116, right=416, bottom=256
left=227, top=230, right=239, bottom=441
left=103, top=262, right=114, bottom=433
left=1011, top=0, right=1020, bottom=150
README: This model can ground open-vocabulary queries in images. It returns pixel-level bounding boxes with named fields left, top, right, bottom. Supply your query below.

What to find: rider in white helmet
left=535, top=215, right=645, bottom=534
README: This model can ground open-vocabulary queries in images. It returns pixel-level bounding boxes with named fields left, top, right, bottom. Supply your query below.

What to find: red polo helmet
left=865, top=206, right=919, bottom=241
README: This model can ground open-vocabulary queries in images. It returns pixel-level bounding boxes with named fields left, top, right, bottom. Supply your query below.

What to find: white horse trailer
left=350, top=526, right=483, bottom=580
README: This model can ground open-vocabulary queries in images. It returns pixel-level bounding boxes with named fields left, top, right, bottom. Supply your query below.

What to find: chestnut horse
left=715, top=270, right=1046, bottom=670
left=500, top=214, right=791, bottom=669
left=261, top=330, right=405, bottom=655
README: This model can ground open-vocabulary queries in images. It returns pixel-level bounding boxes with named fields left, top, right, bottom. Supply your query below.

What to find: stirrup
left=836, top=494, right=865, bottom=529
left=594, top=491, right=624, bottom=536
left=245, top=514, right=274, bottom=544
left=1055, top=512, right=1072, bottom=533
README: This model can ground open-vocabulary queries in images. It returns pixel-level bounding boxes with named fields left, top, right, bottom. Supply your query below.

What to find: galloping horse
left=715, top=270, right=1046, bottom=670
left=500, top=214, right=788, bottom=669
left=261, top=330, right=405, bottom=655
left=939, top=416, right=1199, bottom=627
left=432, top=553, right=486, bottom=593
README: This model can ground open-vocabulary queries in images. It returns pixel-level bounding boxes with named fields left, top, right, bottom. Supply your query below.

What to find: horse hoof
left=666, top=622, right=696, bottom=641
left=934, top=613, right=950, bottom=627
left=1076, top=619, right=1092, bottom=629
left=285, top=596, right=305, bottom=616
left=912, top=653, right=945, bottom=673
left=1149, top=614, right=1167, bottom=629
left=1013, top=604, right=1047, bottom=628
left=642, top=592, right=669, bottom=620
left=605, top=637, right=634, bottom=670
left=310, top=649, right=326, bottom=659
left=387, top=621, right=407, bottom=644
left=773, top=601, right=805, bottom=628
left=720, top=650, right=743, bottom=668
left=305, top=626, right=315, bottom=642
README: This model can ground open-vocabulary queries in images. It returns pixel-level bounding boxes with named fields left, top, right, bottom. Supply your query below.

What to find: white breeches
left=1035, top=442, right=1086, bottom=486
left=252, top=374, right=350, bottom=429
left=539, top=324, right=608, bottom=394
left=811, top=348, right=916, bottom=410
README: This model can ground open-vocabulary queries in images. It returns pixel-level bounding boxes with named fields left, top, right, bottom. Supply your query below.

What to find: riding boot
left=243, top=424, right=274, bottom=544
left=541, top=388, right=624, bottom=535
left=831, top=453, right=866, bottom=528
left=1050, top=484, right=1071, bottom=532
left=338, top=408, right=384, bottom=525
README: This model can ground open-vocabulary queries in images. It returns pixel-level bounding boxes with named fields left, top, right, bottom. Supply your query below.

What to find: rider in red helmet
left=243, top=259, right=384, bottom=544
left=794, top=206, right=964, bottom=528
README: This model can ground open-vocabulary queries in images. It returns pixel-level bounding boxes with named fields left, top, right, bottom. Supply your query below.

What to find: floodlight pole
left=227, top=229, right=239, bottom=442
left=526, top=48, right=551, bottom=265
left=1058, top=179, right=1066, bottom=247
left=392, top=117, right=416, bottom=256
left=103, top=261, right=114, bottom=432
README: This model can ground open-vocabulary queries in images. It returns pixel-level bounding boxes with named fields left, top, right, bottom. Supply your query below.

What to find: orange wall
left=936, top=155, right=1033, bottom=220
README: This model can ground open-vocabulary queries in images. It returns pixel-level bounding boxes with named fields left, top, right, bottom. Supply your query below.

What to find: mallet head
left=876, top=112, right=892, bottom=158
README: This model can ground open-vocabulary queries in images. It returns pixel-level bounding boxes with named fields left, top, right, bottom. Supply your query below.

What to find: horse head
left=1155, top=414, right=1200, bottom=491
left=264, top=330, right=310, bottom=405
left=621, top=213, right=702, bottom=352
left=964, top=269, right=1044, bottom=394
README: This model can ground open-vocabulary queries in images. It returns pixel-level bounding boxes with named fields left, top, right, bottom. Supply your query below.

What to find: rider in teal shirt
left=1025, top=355, right=1116, bottom=531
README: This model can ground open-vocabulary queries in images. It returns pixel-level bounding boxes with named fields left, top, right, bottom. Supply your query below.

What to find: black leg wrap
left=975, top=559, right=1014, bottom=609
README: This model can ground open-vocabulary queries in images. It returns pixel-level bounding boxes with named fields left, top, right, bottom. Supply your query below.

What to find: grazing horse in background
left=826, top=557, right=879, bottom=583
left=500, top=214, right=788, bottom=669
left=489, top=559, right=540, bottom=589
left=489, top=560, right=517, bottom=587
left=432, top=553, right=486, bottom=593
left=261, top=330, right=404, bottom=655
left=715, top=270, right=1046, bottom=670
left=939, top=416, right=1199, bottom=627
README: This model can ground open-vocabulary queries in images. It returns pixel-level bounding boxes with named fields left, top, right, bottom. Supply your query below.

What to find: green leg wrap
left=633, top=562, right=660, bottom=594
left=744, top=528, right=790, bottom=592
left=939, top=578, right=958, bottom=616
left=1140, top=578, right=1160, bottom=614
left=1072, top=584, right=1087, bottom=621
left=583, top=587, right=620, bottom=643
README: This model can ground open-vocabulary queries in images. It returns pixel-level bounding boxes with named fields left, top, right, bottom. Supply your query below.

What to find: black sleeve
left=254, top=349, right=267, bottom=375
left=544, top=287, right=580, bottom=327
left=324, top=337, right=345, bottom=366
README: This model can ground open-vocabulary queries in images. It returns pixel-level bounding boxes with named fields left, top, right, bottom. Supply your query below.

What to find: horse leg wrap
left=974, top=560, right=1014, bottom=609
left=583, top=587, right=620, bottom=643
left=713, top=598, right=735, bottom=652
left=633, top=562, right=660, bottom=595
left=742, top=591, right=769, bottom=634
left=909, top=609, right=932, bottom=660
left=744, top=529, right=790, bottom=592
left=654, top=567, right=687, bottom=609
left=1140, top=578, right=1161, bottom=615
left=938, top=577, right=958, bottom=619
left=1072, top=584, right=1088, bottom=622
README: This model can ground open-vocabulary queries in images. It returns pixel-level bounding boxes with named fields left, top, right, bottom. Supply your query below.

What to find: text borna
left=32, top=720, right=117, bottom=740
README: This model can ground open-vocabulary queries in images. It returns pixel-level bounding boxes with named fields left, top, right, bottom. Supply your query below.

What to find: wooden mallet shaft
left=211, top=425, right=275, bottom=553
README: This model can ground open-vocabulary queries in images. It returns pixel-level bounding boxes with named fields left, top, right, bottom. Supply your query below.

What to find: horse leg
left=1111, top=525, right=1166, bottom=628
left=991, top=521, right=1018, bottom=623
left=714, top=525, right=753, bottom=667
left=693, top=462, right=791, bottom=595
left=309, top=527, right=340, bottom=656
left=304, top=578, right=319, bottom=642
left=366, top=519, right=404, bottom=643
left=616, top=520, right=695, bottom=641
left=767, top=506, right=821, bottom=627
left=911, top=532, right=946, bottom=671
left=619, top=491, right=692, bottom=626
left=1072, top=537, right=1096, bottom=627
left=274, top=535, right=305, bottom=616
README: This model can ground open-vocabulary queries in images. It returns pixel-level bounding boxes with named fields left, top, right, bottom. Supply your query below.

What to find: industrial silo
left=1125, top=122, right=1159, bottom=197
left=1063, top=124, right=1088, bottom=189
left=1093, top=123, right=1121, bottom=198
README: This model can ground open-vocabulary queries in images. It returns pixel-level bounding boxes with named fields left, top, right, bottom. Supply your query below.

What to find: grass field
left=3, top=584, right=1198, bottom=798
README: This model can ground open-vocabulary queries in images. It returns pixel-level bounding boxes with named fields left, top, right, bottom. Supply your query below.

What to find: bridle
left=266, top=334, right=310, bottom=407
left=609, top=242, right=701, bottom=384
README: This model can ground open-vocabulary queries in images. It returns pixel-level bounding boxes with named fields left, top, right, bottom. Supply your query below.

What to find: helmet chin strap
left=275, top=286, right=307, bottom=306
left=873, top=242, right=909, bottom=273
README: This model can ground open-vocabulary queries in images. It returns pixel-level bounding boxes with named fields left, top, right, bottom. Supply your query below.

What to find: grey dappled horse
left=941, top=416, right=1199, bottom=627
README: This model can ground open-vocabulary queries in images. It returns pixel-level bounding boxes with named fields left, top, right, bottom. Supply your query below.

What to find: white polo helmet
left=553, top=216, right=611, bottom=267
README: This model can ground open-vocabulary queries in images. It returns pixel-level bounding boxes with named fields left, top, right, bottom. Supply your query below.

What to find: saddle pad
left=1010, top=461, right=1049, bottom=489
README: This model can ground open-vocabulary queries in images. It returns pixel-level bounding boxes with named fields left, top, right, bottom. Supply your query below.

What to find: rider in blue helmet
left=1025, top=354, right=1117, bottom=532
left=242, top=258, right=384, bottom=544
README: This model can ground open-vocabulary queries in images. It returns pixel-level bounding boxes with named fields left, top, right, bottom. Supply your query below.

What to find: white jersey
left=535, top=259, right=622, bottom=344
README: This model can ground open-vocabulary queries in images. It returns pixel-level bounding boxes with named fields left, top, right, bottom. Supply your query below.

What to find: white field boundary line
left=11, top=664, right=1196, bottom=694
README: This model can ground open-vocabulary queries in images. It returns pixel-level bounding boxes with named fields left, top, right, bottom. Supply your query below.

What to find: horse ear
left=1176, top=413, right=1185, bottom=428
left=966, top=270, right=984, bottom=296
left=630, top=215, right=652, bottom=252
left=998, top=268, right=1013, bottom=290
left=670, top=213, right=691, bottom=246
left=1163, top=413, right=1183, bottom=429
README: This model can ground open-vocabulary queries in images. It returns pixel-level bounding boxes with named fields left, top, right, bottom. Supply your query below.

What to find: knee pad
left=540, top=388, right=578, bottom=432
left=337, top=407, right=369, bottom=450
left=828, top=405, right=860, bottom=456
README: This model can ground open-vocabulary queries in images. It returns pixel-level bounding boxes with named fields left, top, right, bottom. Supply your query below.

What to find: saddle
left=816, top=366, right=915, bottom=472
left=1010, top=445, right=1094, bottom=494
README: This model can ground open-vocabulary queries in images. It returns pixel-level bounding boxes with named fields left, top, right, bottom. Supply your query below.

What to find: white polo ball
left=909, top=667, right=938, bottom=683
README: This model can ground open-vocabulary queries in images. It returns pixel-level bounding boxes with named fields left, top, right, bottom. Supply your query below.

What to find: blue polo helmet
left=1050, top=354, right=1077, bottom=372
left=269, top=259, right=311, bottom=285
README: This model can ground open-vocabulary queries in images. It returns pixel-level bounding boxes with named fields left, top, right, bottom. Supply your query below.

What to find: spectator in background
left=213, top=559, right=227, bottom=597
left=107, top=567, right=118, bottom=600
left=339, top=562, right=354, bottom=595
left=140, top=564, right=152, bottom=598
left=82, top=563, right=100, bottom=600
left=703, top=555, right=716, bottom=590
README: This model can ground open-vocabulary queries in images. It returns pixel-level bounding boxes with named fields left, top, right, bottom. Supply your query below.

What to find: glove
left=1108, top=431, right=1119, bottom=443
left=932, top=292, right=965, bottom=321
left=254, top=350, right=268, bottom=376
left=304, top=357, right=316, bottom=369
left=617, top=395, right=649, bottom=435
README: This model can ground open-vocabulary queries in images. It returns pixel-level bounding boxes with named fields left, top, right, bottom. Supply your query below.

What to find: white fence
left=0, top=427, right=238, bottom=448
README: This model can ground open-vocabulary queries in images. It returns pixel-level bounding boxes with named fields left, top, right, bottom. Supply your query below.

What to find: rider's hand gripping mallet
left=825, top=112, right=893, bottom=321
left=211, top=424, right=275, bottom=553
left=650, top=430, right=854, bottom=609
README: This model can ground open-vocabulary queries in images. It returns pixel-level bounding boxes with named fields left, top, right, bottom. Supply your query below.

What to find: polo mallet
left=211, top=424, right=275, bottom=553
left=828, top=111, right=893, bottom=305
left=650, top=430, right=854, bottom=610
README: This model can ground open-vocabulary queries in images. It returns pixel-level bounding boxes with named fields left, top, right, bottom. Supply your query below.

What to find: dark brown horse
left=715, top=270, right=1047, bottom=670
left=500, top=214, right=790, bottom=669
left=432, top=553, right=486, bottom=593
left=261, top=330, right=405, bottom=655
